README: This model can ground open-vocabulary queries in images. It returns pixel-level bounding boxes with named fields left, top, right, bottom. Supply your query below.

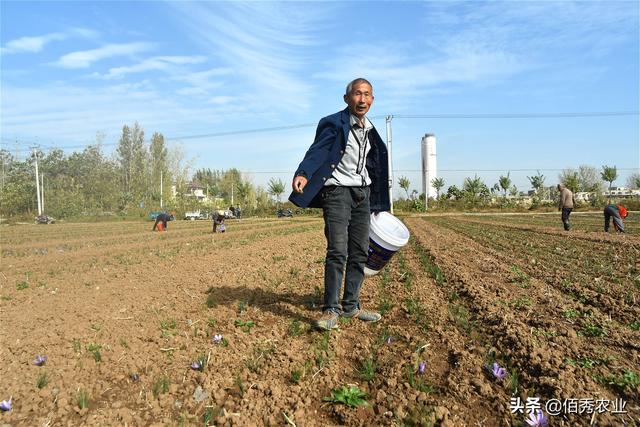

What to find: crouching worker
left=289, top=78, right=390, bottom=331
left=604, top=204, right=627, bottom=233
left=212, top=214, right=225, bottom=233
left=152, top=212, right=171, bottom=231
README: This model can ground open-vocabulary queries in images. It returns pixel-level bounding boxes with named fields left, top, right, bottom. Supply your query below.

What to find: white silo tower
left=421, top=133, right=437, bottom=199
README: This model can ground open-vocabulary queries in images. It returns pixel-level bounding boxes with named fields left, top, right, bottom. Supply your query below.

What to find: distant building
left=575, top=192, right=592, bottom=202
left=186, top=182, right=208, bottom=201
left=420, top=134, right=437, bottom=199
left=603, top=187, right=640, bottom=197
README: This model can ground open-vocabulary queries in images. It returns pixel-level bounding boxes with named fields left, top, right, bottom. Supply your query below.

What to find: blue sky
left=1, top=1, right=638, bottom=195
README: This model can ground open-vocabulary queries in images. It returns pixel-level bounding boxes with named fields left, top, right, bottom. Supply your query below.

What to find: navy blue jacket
left=288, top=108, right=390, bottom=212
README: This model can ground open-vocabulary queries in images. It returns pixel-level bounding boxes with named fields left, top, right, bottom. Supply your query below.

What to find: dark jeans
left=321, top=186, right=370, bottom=313
left=604, top=206, right=624, bottom=232
left=561, top=207, right=572, bottom=231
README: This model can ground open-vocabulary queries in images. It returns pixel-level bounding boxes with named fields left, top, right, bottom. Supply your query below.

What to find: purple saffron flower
left=418, top=361, right=426, bottom=374
left=491, top=362, right=507, bottom=380
left=212, top=334, right=223, bottom=344
left=0, top=398, right=12, bottom=412
left=526, top=409, right=549, bottom=427
left=386, top=336, right=394, bottom=345
left=33, top=355, right=47, bottom=366
left=191, top=360, right=204, bottom=371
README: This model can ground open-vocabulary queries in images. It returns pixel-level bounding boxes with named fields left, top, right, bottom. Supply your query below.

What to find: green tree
left=509, top=185, right=519, bottom=197
left=498, top=172, right=511, bottom=198
left=130, top=122, right=148, bottom=203
left=0, top=152, right=35, bottom=216
left=446, top=185, right=462, bottom=200
left=149, top=132, right=169, bottom=205
left=462, top=175, right=488, bottom=206
left=398, top=176, right=410, bottom=199
left=219, top=168, right=243, bottom=203
left=527, top=171, right=546, bottom=192
left=527, top=170, right=546, bottom=206
left=267, top=178, right=285, bottom=205
left=600, top=165, right=618, bottom=192
left=235, top=181, right=252, bottom=206
left=116, top=124, right=133, bottom=195
left=431, top=177, right=445, bottom=199
left=559, top=168, right=580, bottom=193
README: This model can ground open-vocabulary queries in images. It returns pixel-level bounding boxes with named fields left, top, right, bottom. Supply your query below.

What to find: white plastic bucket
left=364, top=212, right=410, bottom=276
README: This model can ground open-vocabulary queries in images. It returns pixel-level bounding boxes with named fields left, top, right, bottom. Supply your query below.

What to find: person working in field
left=212, top=213, right=225, bottom=233
left=289, top=78, right=390, bottom=331
left=603, top=203, right=627, bottom=233
left=557, top=184, right=575, bottom=231
left=152, top=212, right=171, bottom=231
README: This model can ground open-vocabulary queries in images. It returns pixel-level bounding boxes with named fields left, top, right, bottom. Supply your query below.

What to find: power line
left=396, top=168, right=640, bottom=172
left=393, top=111, right=639, bottom=119
left=2, top=110, right=638, bottom=150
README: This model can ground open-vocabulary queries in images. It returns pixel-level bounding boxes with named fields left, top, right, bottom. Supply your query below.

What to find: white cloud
left=52, top=42, right=153, bottom=68
left=98, top=55, right=208, bottom=79
left=167, top=2, right=339, bottom=113
left=1, top=28, right=99, bottom=55
left=1, top=33, right=66, bottom=54
left=172, top=67, right=233, bottom=97
left=1, top=79, right=254, bottom=148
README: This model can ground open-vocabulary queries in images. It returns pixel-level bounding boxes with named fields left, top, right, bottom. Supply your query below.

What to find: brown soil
left=0, top=215, right=638, bottom=426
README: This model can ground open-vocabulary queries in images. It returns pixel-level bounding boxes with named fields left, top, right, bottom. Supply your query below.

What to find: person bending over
left=603, top=204, right=627, bottom=233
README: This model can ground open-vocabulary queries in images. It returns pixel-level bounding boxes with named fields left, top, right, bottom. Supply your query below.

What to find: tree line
left=396, top=165, right=640, bottom=210
left=0, top=123, right=287, bottom=219
left=2, top=122, right=638, bottom=219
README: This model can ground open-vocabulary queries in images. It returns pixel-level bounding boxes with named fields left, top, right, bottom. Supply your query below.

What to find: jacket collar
left=341, top=107, right=350, bottom=148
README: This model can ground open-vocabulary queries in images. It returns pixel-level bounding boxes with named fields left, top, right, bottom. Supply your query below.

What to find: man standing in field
left=603, top=203, right=627, bottom=233
left=557, top=184, right=574, bottom=231
left=289, top=78, right=390, bottom=331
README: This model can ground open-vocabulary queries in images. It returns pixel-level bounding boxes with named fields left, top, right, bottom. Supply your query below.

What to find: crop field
left=0, top=214, right=638, bottom=426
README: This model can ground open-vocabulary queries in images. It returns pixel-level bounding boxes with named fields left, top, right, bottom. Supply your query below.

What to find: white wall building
left=421, top=133, right=437, bottom=198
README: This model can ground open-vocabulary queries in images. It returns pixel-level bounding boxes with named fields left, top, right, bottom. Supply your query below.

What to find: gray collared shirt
left=325, top=114, right=373, bottom=187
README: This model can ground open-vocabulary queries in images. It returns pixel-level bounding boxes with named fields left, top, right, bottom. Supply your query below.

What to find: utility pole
left=33, top=148, right=42, bottom=216
left=231, top=182, right=234, bottom=206
left=1, top=152, right=5, bottom=193
left=385, top=115, right=394, bottom=214
left=160, top=170, right=163, bottom=209
left=41, top=173, right=45, bottom=213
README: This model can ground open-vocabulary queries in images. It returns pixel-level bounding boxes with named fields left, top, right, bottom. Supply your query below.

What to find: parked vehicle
left=277, top=208, right=293, bottom=218
left=35, top=215, right=55, bottom=224
left=184, top=210, right=210, bottom=220
left=185, top=210, right=201, bottom=220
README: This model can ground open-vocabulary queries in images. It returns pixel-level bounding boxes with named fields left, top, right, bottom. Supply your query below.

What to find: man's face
left=344, top=81, right=374, bottom=119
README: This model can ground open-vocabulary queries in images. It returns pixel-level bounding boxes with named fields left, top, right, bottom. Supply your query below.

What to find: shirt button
left=340, top=150, right=344, bottom=154
left=322, top=177, right=326, bottom=181
left=331, top=164, right=335, bottom=169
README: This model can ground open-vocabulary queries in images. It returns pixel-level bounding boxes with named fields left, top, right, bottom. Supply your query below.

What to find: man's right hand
left=292, top=176, right=308, bottom=193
